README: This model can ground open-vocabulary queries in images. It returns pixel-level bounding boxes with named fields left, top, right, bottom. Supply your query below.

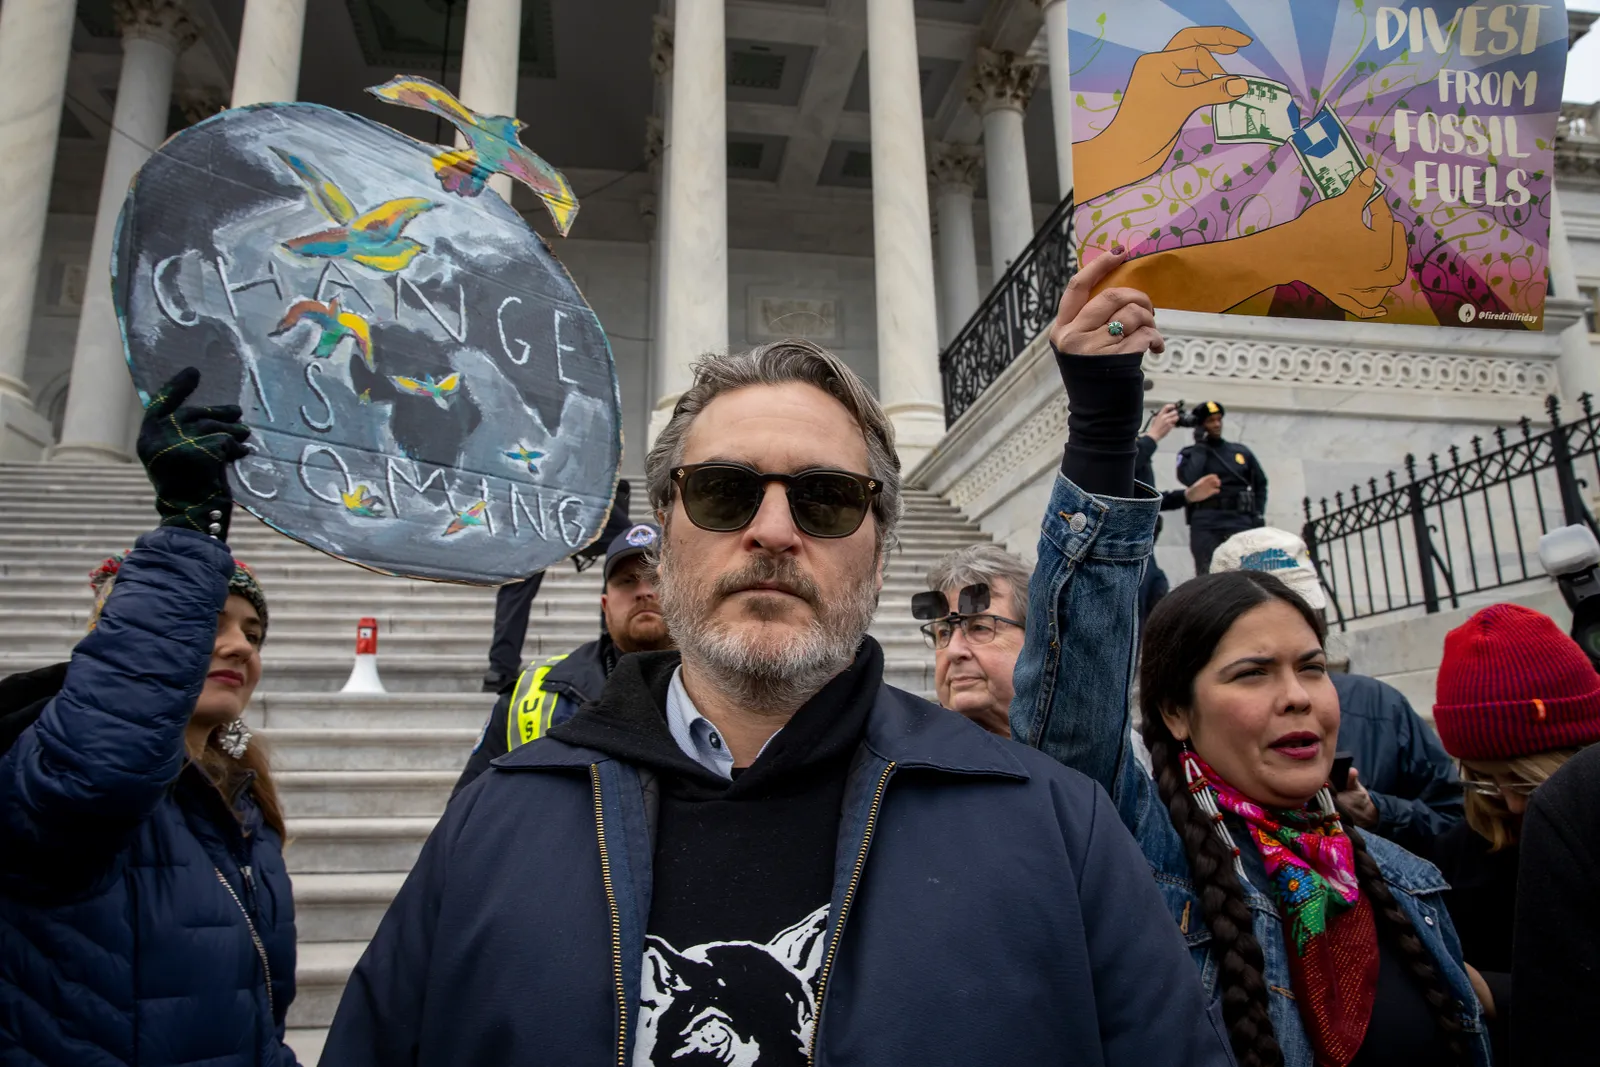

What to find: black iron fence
left=1303, top=395, right=1600, bottom=630
left=938, top=194, right=1076, bottom=427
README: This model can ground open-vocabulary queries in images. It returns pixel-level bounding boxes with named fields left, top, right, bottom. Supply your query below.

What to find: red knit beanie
left=1433, top=603, right=1600, bottom=760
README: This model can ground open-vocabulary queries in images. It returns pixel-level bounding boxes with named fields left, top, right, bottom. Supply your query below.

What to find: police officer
left=454, top=520, right=673, bottom=795
left=1176, top=401, right=1268, bottom=575
left=1136, top=403, right=1221, bottom=620
left=481, top=481, right=633, bottom=692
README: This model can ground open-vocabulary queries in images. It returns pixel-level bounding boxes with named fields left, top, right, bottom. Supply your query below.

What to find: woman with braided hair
left=1012, top=255, right=1486, bottom=1065
left=1133, top=571, right=1484, bottom=1066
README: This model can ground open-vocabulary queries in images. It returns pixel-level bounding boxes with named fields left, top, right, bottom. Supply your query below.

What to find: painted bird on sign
left=504, top=444, right=546, bottom=475
left=340, top=484, right=386, bottom=517
left=390, top=372, right=461, bottom=410
left=444, top=499, right=489, bottom=536
left=365, top=76, right=580, bottom=237
left=271, top=296, right=374, bottom=368
left=271, top=147, right=437, bottom=273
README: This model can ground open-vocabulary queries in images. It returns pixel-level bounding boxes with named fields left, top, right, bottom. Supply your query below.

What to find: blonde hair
left=1461, top=747, right=1583, bottom=851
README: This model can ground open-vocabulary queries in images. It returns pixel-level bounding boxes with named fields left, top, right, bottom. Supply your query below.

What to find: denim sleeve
left=1009, top=473, right=1159, bottom=833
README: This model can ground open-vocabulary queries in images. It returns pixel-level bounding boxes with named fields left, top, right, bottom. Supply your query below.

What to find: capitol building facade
left=1, top=0, right=1598, bottom=584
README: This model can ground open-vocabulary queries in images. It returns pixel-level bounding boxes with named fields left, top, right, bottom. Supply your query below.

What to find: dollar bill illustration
left=1212, top=75, right=1301, bottom=145
left=1289, top=106, right=1386, bottom=206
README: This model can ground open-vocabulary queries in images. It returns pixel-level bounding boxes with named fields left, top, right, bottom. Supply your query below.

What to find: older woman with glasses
left=1414, top=602, right=1600, bottom=1064
left=914, top=544, right=1034, bottom=736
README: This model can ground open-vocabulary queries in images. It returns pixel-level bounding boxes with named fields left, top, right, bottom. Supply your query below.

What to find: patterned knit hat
left=1433, top=603, right=1600, bottom=760
left=88, top=551, right=268, bottom=637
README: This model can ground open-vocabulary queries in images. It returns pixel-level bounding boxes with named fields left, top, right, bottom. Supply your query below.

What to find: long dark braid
left=1343, top=825, right=1470, bottom=1063
left=1146, top=730, right=1284, bottom=1067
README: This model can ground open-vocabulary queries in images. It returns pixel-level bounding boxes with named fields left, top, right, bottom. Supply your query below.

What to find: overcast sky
left=1571, top=2, right=1600, bottom=103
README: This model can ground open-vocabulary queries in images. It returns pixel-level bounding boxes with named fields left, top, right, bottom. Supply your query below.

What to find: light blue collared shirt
left=665, top=667, right=781, bottom=779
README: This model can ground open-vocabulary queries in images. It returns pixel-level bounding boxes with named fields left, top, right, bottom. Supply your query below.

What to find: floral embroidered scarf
left=1183, top=748, right=1379, bottom=1067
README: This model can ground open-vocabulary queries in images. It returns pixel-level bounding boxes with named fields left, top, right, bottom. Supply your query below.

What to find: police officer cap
left=1198, top=401, right=1225, bottom=418
left=603, top=522, right=662, bottom=583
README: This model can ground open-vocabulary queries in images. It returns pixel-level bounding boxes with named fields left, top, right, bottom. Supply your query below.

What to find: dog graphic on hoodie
left=635, top=906, right=831, bottom=1066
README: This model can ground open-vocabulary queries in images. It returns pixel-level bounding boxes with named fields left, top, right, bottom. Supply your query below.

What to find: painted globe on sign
left=111, top=102, right=621, bottom=584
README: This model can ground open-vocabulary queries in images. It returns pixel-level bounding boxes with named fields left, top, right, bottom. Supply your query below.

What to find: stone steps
left=285, top=816, right=438, bottom=875
left=276, top=771, right=459, bottom=817
left=0, top=462, right=985, bottom=1056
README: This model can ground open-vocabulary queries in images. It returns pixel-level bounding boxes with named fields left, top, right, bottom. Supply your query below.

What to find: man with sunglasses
left=326, top=252, right=1228, bottom=1066
left=915, top=545, right=1033, bottom=736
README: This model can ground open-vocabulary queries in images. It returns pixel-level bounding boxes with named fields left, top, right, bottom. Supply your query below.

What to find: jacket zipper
left=213, top=866, right=275, bottom=1020
left=806, top=761, right=896, bottom=1066
left=590, top=764, right=627, bottom=1066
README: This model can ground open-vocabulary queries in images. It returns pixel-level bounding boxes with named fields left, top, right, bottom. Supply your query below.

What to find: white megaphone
left=340, top=617, right=387, bottom=694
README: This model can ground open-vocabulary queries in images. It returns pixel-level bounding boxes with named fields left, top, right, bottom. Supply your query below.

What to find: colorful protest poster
left=112, top=86, right=621, bottom=584
left=1069, top=2, right=1568, bottom=329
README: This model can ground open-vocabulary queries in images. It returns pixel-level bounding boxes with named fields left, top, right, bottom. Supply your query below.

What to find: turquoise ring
left=1107, top=321, right=1126, bottom=337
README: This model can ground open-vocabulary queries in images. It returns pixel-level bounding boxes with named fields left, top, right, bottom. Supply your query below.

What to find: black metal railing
left=1303, top=394, right=1600, bottom=630
left=938, top=193, right=1077, bottom=427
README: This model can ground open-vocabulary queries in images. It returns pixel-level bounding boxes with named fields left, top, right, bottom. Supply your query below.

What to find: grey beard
left=657, top=546, right=879, bottom=713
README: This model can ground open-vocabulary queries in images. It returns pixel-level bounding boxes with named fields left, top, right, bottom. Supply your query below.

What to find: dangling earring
left=215, top=718, right=252, bottom=759
left=1180, top=740, right=1248, bottom=880
left=1315, top=784, right=1346, bottom=834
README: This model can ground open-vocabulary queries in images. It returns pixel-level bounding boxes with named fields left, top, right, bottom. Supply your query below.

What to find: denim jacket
left=1010, top=474, right=1491, bottom=1067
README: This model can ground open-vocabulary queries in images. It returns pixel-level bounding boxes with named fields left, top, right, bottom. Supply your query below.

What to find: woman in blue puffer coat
left=0, top=369, right=300, bottom=1066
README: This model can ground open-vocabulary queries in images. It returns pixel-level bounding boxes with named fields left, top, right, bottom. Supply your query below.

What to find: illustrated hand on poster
left=1075, top=27, right=1254, bottom=203
left=1069, top=1, right=1567, bottom=330
left=1109, top=167, right=1409, bottom=318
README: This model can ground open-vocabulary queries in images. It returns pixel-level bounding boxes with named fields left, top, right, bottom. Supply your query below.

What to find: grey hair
left=644, top=340, right=904, bottom=553
left=925, top=543, right=1033, bottom=621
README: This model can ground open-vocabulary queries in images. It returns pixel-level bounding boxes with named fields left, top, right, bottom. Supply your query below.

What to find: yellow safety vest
left=508, top=654, right=570, bottom=750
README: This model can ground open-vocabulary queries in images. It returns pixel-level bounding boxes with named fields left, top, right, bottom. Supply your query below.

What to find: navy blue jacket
left=1331, top=672, right=1463, bottom=848
left=324, top=659, right=1232, bottom=1065
left=0, top=527, right=299, bottom=1067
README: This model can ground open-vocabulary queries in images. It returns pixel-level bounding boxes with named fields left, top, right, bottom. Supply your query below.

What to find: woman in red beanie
left=1422, top=601, right=1600, bottom=1064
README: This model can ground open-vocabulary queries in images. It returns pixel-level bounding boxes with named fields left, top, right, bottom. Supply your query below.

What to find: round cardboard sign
left=112, top=102, right=621, bottom=584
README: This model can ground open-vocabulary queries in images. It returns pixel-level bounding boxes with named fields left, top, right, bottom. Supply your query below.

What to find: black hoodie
left=548, top=641, right=881, bottom=1066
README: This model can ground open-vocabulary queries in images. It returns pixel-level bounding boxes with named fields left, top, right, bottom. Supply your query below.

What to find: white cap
left=1209, top=527, right=1328, bottom=611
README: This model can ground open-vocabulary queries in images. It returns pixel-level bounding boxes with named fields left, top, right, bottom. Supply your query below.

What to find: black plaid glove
left=137, top=367, right=251, bottom=541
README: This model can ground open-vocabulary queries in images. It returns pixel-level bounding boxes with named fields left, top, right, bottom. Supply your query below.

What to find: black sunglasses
left=671, top=462, right=881, bottom=539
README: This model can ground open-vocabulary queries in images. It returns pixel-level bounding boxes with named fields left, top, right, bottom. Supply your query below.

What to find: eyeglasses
left=671, top=462, right=881, bottom=539
left=1460, top=779, right=1539, bottom=798
left=920, top=614, right=1024, bottom=650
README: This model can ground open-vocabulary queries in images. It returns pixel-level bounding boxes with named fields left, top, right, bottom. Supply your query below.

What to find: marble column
left=652, top=0, right=727, bottom=446
left=969, top=48, right=1039, bottom=273
left=457, top=0, right=522, bottom=203
left=646, top=15, right=674, bottom=446
left=1549, top=187, right=1600, bottom=401
left=0, top=0, right=75, bottom=459
left=1036, top=0, right=1073, bottom=198
left=55, top=0, right=196, bottom=463
left=230, top=0, right=306, bottom=106
left=867, top=0, right=944, bottom=465
left=929, top=143, right=982, bottom=346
